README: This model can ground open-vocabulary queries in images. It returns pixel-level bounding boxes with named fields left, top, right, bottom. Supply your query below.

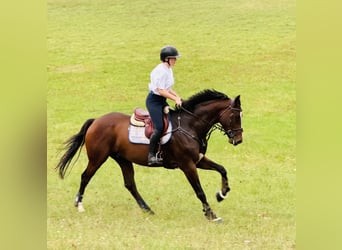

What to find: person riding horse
left=56, top=89, right=243, bottom=221
left=145, top=45, right=182, bottom=166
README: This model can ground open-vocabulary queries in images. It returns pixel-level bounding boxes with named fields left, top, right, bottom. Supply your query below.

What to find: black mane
left=180, top=89, right=230, bottom=112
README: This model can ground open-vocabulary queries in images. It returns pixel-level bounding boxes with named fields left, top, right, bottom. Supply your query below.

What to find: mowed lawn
left=47, top=0, right=296, bottom=249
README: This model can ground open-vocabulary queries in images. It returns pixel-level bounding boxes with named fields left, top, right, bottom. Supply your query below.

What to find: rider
left=146, top=45, right=182, bottom=166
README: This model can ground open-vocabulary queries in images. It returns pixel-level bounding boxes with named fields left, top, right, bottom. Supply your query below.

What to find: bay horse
left=56, top=89, right=243, bottom=222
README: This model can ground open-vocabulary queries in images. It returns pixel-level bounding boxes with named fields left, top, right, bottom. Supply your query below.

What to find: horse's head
left=218, top=95, right=243, bottom=146
left=179, top=89, right=243, bottom=146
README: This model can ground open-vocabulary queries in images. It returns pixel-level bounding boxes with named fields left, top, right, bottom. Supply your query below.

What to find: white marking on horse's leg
left=218, top=190, right=228, bottom=199
left=195, top=153, right=204, bottom=164
left=212, top=217, right=223, bottom=223
left=78, top=202, right=85, bottom=212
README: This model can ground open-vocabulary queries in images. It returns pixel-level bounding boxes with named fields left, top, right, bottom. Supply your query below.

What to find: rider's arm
left=156, top=88, right=182, bottom=106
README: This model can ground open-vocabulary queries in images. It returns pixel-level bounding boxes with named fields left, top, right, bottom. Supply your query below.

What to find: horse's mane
left=179, top=89, right=230, bottom=112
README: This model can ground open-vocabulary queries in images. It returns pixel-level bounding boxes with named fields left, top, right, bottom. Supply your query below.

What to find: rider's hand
left=175, top=97, right=182, bottom=107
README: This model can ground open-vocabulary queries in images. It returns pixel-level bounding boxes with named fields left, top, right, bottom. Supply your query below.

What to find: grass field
left=47, top=0, right=296, bottom=249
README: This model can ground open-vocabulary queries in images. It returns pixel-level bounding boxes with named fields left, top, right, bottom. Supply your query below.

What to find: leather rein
left=170, top=104, right=243, bottom=146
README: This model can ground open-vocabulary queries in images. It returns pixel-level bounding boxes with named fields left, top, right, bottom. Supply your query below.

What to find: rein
left=170, top=104, right=243, bottom=147
left=180, top=105, right=243, bottom=138
left=180, top=106, right=222, bottom=142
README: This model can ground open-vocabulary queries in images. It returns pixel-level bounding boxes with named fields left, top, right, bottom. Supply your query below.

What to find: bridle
left=216, top=106, right=244, bottom=139
left=176, top=104, right=243, bottom=141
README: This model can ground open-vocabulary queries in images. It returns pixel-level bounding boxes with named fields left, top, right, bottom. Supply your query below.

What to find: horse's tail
left=56, top=118, right=95, bottom=179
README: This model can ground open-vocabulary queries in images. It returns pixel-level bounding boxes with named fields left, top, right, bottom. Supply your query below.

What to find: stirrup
left=148, top=154, right=163, bottom=166
left=156, top=151, right=163, bottom=160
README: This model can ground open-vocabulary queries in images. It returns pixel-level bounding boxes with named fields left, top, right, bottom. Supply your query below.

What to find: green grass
left=47, top=0, right=295, bottom=249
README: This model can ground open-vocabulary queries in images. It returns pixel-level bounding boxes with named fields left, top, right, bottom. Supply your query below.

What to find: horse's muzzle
left=229, top=137, right=243, bottom=146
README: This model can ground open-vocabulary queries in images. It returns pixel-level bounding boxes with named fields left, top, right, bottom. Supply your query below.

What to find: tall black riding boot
left=148, top=130, right=163, bottom=166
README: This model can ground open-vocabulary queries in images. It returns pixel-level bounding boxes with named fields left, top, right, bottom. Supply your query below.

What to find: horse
left=56, top=89, right=243, bottom=222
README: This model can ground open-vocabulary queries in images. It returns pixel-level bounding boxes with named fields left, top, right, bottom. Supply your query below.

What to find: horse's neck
left=194, top=106, right=220, bottom=126
left=179, top=104, right=223, bottom=137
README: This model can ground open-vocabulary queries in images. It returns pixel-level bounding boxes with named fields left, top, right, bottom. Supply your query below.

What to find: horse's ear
left=232, top=95, right=241, bottom=108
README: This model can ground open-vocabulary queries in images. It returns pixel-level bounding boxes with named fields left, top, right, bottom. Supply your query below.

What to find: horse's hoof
left=77, top=202, right=85, bottom=212
left=146, top=209, right=155, bottom=215
left=212, top=217, right=223, bottom=223
left=142, top=208, right=155, bottom=215
left=216, top=190, right=228, bottom=202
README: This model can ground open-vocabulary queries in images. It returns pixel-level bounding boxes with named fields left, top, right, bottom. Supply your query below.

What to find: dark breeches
left=146, top=92, right=168, bottom=132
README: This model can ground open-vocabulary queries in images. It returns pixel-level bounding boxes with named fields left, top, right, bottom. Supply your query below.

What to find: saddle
left=130, top=108, right=169, bottom=139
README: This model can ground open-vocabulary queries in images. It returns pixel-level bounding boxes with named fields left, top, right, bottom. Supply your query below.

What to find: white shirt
left=148, top=63, right=174, bottom=95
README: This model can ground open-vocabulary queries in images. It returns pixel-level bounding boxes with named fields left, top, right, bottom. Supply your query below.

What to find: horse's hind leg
left=75, top=157, right=108, bottom=212
left=196, top=156, right=230, bottom=202
left=114, top=156, right=154, bottom=214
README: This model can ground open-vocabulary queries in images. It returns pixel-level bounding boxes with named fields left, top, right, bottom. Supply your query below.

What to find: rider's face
left=168, top=58, right=177, bottom=67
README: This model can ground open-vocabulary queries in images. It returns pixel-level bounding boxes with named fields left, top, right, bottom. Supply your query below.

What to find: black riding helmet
left=160, top=45, right=181, bottom=62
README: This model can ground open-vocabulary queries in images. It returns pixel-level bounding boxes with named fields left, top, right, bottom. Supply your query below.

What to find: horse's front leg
left=180, top=163, right=222, bottom=222
left=196, top=156, right=230, bottom=202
